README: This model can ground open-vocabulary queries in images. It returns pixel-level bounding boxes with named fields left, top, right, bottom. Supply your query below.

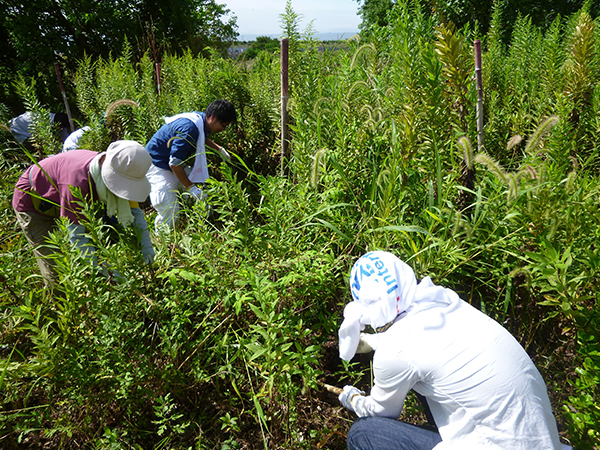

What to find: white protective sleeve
left=131, top=207, right=155, bottom=264
left=67, top=223, right=96, bottom=261
left=351, top=354, right=420, bottom=418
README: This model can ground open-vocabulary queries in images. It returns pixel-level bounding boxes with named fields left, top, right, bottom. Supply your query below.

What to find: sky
left=221, top=0, right=362, bottom=41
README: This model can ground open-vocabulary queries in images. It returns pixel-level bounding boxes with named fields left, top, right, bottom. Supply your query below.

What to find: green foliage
left=0, top=0, right=239, bottom=114
left=72, top=49, right=280, bottom=175
left=2, top=3, right=600, bottom=449
left=280, top=0, right=303, bottom=45
left=355, top=0, right=599, bottom=38
left=357, top=0, right=395, bottom=32
left=241, top=37, right=280, bottom=60
left=564, top=312, right=600, bottom=448
left=434, top=21, right=475, bottom=132
left=13, top=77, right=64, bottom=156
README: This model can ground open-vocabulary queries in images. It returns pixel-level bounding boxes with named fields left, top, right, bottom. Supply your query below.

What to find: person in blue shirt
left=145, top=99, right=237, bottom=230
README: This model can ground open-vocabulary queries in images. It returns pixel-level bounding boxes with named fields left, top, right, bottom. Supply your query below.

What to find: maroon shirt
left=13, top=150, right=100, bottom=224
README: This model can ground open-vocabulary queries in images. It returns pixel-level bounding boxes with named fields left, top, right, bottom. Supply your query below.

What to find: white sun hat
left=101, top=140, right=152, bottom=202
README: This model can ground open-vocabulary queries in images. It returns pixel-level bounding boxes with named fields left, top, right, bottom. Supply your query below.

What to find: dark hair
left=52, top=113, right=70, bottom=129
left=205, top=99, right=237, bottom=124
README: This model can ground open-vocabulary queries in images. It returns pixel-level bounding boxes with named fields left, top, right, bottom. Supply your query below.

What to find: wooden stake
left=280, top=38, right=289, bottom=177
left=155, top=62, right=162, bottom=96
left=474, top=40, right=484, bottom=152
left=54, top=63, right=75, bottom=133
left=319, top=382, right=343, bottom=395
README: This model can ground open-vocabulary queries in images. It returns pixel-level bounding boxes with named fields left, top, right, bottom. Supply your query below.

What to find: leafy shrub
left=2, top=2, right=600, bottom=449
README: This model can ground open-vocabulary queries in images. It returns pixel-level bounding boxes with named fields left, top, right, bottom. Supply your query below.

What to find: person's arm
left=166, top=120, right=208, bottom=200
left=340, top=348, right=419, bottom=418
left=167, top=120, right=204, bottom=191
left=130, top=206, right=155, bottom=264
left=169, top=163, right=205, bottom=200
left=169, top=163, right=193, bottom=189
left=67, top=223, right=96, bottom=259
left=206, top=137, right=231, bottom=161
left=349, top=378, right=413, bottom=418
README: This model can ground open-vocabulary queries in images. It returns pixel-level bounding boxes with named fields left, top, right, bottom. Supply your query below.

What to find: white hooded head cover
left=338, top=251, right=459, bottom=361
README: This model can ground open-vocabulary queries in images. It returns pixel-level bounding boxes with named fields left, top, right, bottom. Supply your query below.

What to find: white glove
left=217, top=146, right=231, bottom=161
left=188, top=185, right=206, bottom=201
left=339, top=385, right=365, bottom=412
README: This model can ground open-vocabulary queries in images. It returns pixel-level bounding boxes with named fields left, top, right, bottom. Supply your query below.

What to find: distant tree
left=354, top=0, right=599, bottom=36
left=357, top=0, right=395, bottom=31
left=429, top=0, right=598, bottom=35
left=0, top=2, right=18, bottom=110
left=0, top=0, right=238, bottom=113
left=242, top=36, right=280, bottom=59
left=136, top=0, right=238, bottom=56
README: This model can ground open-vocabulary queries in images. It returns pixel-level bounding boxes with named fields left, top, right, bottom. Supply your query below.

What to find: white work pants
left=146, top=164, right=186, bottom=231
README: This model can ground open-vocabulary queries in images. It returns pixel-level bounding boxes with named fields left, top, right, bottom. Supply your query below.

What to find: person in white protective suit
left=337, top=250, right=570, bottom=450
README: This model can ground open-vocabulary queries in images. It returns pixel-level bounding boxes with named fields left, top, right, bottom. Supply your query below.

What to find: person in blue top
left=9, top=112, right=70, bottom=145
left=145, top=99, right=237, bottom=230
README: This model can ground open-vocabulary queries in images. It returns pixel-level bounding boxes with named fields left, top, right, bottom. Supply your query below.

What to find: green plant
left=2, top=4, right=600, bottom=448
left=13, top=76, right=63, bottom=156
left=152, top=393, right=190, bottom=437
left=564, top=316, right=600, bottom=448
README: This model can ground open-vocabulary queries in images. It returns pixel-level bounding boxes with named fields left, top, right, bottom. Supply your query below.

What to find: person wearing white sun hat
left=12, top=140, right=155, bottom=286
left=337, top=250, right=568, bottom=450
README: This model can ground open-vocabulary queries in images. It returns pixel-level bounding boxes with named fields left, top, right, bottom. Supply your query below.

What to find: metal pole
left=155, top=62, right=162, bottom=96
left=280, top=38, right=289, bottom=177
left=54, top=63, right=75, bottom=133
left=474, top=40, right=484, bottom=152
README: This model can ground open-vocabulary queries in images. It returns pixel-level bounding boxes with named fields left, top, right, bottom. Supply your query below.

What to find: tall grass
left=1, top=1, right=600, bottom=448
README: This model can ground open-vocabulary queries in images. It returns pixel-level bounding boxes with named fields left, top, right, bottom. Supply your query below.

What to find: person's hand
left=217, top=146, right=231, bottom=161
left=339, top=385, right=364, bottom=412
left=142, top=247, right=155, bottom=265
left=188, top=185, right=206, bottom=201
